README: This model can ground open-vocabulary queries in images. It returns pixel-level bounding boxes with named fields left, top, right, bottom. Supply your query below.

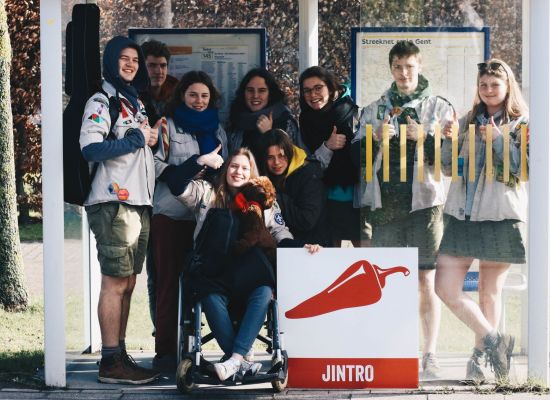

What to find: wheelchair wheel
left=270, top=352, right=288, bottom=392
left=176, top=357, right=195, bottom=394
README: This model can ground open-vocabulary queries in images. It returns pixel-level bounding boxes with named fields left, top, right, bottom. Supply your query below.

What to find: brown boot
left=98, top=353, right=159, bottom=384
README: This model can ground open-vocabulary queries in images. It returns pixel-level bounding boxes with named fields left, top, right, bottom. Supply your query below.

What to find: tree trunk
left=0, top=0, right=28, bottom=311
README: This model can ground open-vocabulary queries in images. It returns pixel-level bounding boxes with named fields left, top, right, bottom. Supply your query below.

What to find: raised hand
left=197, top=143, right=224, bottom=169
left=256, top=111, right=273, bottom=133
left=480, top=116, right=502, bottom=142
left=442, top=110, right=458, bottom=139
left=406, top=115, right=424, bottom=141
left=325, top=126, right=347, bottom=150
left=139, top=118, right=151, bottom=146
left=375, top=114, right=396, bottom=140
left=147, top=119, right=162, bottom=147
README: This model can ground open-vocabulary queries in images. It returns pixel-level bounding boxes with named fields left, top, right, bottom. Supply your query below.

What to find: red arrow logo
left=285, top=260, right=410, bottom=319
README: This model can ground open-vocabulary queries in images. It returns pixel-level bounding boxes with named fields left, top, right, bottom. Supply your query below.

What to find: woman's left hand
left=304, top=244, right=321, bottom=254
left=256, top=112, right=273, bottom=133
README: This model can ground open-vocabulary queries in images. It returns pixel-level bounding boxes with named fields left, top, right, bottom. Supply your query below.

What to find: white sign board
left=278, top=248, right=418, bottom=388
left=352, top=28, right=489, bottom=115
left=129, top=28, right=266, bottom=123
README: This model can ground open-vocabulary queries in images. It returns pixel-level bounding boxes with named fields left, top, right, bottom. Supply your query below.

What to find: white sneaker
left=244, top=348, right=255, bottom=362
left=214, top=357, right=241, bottom=381
left=239, top=359, right=262, bottom=376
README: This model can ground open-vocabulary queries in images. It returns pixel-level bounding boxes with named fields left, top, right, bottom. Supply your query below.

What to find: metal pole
left=528, top=0, right=550, bottom=384
left=298, top=0, right=318, bottom=73
left=40, top=0, right=66, bottom=387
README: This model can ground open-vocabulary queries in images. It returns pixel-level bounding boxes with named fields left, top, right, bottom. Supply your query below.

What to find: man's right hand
left=374, top=114, right=396, bottom=140
left=197, top=143, right=224, bottom=169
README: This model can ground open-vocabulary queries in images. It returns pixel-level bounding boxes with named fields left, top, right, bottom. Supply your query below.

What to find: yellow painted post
left=452, top=123, right=458, bottom=181
left=503, top=125, right=510, bottom=183
left=400, top=124, right=406, bottom=182
left=469, top=124, right=476, bottom=182
left=383, top=124, right=389, bottom=182
left=485, top=124, right=493, bottom=180
left=434, top=122, right=441, bottom=181
left=521, top=124, right=528, bottom=181
left=417, top=125, right=424, bottom=182
left=365, top=124, right=373, bottom=182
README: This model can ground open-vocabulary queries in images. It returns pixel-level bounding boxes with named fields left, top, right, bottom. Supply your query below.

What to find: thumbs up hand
left=197, top=143, right=224, bottom=169
left=256, top=111, right=274, bottom=133
left=375, top=114, right=395, bottom=141
left=146, top=119, right=162, bottom=147
left=442, top=110, right=458, bottom=139
left=325, top=126, right=346, bottom=150
left=405, top=116, right=423, bottom=141
left=480, top=116, right=502, bottom=142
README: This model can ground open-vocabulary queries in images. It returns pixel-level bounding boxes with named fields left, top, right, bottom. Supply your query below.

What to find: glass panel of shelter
left=358, top=0, right=528, bottom=383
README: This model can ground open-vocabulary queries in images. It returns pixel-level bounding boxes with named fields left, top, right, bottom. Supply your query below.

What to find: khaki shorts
left=371, top=205, right=444, bottom=269
left=86, top=202, right=150, bottom=277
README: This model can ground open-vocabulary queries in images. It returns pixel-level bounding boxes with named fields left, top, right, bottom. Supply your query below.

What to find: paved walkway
left=12, top=241, right=544, bottom=399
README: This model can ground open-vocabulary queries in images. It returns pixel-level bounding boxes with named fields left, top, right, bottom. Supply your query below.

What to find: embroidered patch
left=88, top=113, right=103, bottom=123
left=108, top=182, right=120, bottom=194
left=117, top=189, right=130, bottom=201
left=96, top=104, right=105, bottom=115
left=92, top=97, right=109, bottom=107
left=123, top=119, right=132, bottom=125
left=376, top=105, right=386, bottom=120
left=274, top=213, right=284, bottom=225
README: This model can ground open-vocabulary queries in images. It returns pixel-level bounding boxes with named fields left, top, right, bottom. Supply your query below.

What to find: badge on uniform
left=377, top=105, right=386, bottom=120
left=274, top=213, right=285, bottom=225
left=88, top=113, right=103, bottom=123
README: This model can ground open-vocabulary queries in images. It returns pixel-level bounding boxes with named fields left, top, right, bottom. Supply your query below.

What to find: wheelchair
left=174, top=274, right=289, bottom=394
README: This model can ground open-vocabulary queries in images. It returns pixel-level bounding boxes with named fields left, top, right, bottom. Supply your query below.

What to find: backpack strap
left=98, top=88, right=120, bottom=139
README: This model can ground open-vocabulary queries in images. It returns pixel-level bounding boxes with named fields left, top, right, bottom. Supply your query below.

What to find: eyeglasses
left=302, top=84, right=326, bottom=96
left=477, top=62, right=506, bottom=75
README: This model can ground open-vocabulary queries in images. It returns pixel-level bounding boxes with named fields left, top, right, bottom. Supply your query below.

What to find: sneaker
left=484, top=332, right=515, bottom=380
left=421, top=352, right=441, bottom=379
left=239, top=359, right=262, bottom=377
left=465, top=348, right=486, bottom=382
left=214, top=357, right=241, bottom=381
left=244, top=348, right=255, bottom=362
left=98, top=353, right=159, bottom=384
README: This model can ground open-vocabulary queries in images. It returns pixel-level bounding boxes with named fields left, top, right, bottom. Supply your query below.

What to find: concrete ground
left=8, top=241, right=545, bottom=399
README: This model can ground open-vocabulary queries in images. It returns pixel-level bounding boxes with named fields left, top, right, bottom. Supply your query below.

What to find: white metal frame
left=40, top=0, right=66, bottom=387
left=40, top=0, right=550, bottom=387
left=528, top=0, right=550, bottom=385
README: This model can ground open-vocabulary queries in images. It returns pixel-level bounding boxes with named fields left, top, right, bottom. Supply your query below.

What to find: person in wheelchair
left=164, top=146, right=320, bottom=381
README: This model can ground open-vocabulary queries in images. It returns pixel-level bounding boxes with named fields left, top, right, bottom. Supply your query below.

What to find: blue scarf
left=173, top=104, right=220, bottom=154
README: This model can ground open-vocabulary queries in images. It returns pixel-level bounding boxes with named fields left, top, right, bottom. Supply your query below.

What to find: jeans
left=202, top=286, right=272, bottom=356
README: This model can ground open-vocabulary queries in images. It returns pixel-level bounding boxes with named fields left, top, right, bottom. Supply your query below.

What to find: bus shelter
left=39, top=0, right=549, bottom=387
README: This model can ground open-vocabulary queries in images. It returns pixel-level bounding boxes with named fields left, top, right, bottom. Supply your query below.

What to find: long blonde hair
left=469, top=58, right=529, bottom=123
left=213, top=147, right=259, bottom=208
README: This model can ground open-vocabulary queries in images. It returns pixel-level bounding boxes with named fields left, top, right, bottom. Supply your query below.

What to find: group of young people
left=79, top=35, right=529, bottom=385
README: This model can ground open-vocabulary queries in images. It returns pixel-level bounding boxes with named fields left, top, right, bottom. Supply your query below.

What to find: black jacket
left=276, top=159, right=331, bottom=246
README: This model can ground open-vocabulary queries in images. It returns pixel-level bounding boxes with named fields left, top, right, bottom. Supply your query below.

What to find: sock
left=101, top=345, right=120, bottom=363
left=119, top=340, right=126, bottom=354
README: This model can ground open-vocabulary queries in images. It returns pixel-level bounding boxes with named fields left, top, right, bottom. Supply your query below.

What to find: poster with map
left=351, top=27, right=489, bottom=115
left=129, top=28, right=266, bottom=123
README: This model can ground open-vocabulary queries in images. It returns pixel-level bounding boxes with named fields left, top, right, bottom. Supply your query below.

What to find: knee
left=434, top=279, right=456, bottom=305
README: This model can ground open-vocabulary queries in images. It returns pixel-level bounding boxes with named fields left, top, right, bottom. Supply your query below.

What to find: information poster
left=278, top=248, right=418, bottom=389
left=129, top=28, right=266, bottom=123
left=352, top=27, right=489, bottom=115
